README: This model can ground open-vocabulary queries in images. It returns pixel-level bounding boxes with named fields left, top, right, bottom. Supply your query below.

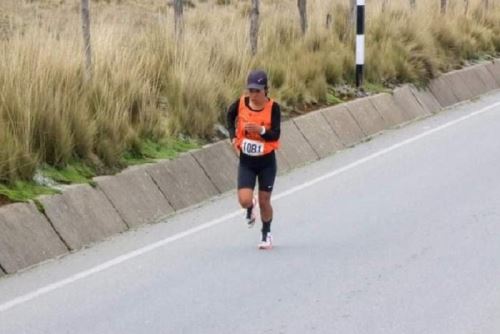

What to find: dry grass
left=0, top=0, right=499, bottom=183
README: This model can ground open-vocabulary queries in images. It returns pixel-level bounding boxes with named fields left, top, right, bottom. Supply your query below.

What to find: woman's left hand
left=244, top=122, right=262, bottom=134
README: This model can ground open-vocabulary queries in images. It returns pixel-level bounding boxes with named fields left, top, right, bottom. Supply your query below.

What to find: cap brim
left=247, top=83, right=266, bottom=90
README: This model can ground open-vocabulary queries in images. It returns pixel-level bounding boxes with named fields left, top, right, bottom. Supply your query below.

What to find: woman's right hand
left=231, top=138, right=240, bottom=157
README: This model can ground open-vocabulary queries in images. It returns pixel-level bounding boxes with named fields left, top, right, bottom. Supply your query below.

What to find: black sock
left=246, top=205, right=254, bottom=219
left=261, top=219, right=272, bottom=241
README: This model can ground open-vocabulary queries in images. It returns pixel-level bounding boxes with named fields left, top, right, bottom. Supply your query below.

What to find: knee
left=239, top=197, right=254, bottom=209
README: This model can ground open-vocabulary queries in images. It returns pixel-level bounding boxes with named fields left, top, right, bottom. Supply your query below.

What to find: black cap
left=246, top=70, right=268, bottom=90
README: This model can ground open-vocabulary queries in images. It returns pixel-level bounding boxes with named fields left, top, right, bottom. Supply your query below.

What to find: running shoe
left=258, top=233, right=273, bottom=250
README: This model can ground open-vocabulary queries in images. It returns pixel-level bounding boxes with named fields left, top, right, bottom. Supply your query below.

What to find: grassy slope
left=0, top=0, right=499, bottom=203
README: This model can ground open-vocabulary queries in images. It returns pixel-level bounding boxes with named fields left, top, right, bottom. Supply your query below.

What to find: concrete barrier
left=0, top=202, right=68, bottom=273
left=408, top=85, right=442, bottom=114
left=485, top=61, right=500, bottom=87
left=146, top=153, right=219, bottom=211
left=345, top=98, right=387, bottom=136
left=293, top=112, right=344, bottom=159
left=428, top=76, right=459, bottom=107
left=458, top=66, right=489, bottom=98
left=191, top=140, right=238, bottom=193
left=94, top=167, right=173, bottom=228
left=393, top=85, right=431, bottom=119
left=275, top=149, right=291, bottom=174
left=321, top=105, right=365, bottom=147
left=277, top=120, right=319, bottom=172
left=369, top=93, right=410, bottom=126
left=475, top=64, right=499, bottom=91
left=39, top=184, right=128, bottom=251
left=443, top=72, right=474, bottom=102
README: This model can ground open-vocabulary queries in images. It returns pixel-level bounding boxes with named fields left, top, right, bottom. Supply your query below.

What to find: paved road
left=1, top=91, right=500, bottom=334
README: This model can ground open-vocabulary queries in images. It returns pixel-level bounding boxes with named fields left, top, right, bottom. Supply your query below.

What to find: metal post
left=356, top=0, right=365, bottom=88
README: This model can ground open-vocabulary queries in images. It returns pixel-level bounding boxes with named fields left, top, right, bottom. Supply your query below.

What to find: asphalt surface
left=1, top=91, right=500, bottom=334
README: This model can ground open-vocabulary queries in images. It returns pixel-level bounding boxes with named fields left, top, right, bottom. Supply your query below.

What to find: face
left=248, top=88, right=266, bottom=105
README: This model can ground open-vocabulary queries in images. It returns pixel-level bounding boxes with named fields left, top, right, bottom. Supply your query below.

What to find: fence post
left=356, top=0, right=365, bottom=88
left=174, top=0, right=184, bottom=39
left=326, top=13, right=332, bottom=29
left=250, top=0, right=259, bottom=56
left=440, top=0, right=447, bottom=14
left=298, top=0, right=308, bottom=35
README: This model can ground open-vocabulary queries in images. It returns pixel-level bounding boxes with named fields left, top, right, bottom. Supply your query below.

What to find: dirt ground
left=0, top=195, right=12, bottom=207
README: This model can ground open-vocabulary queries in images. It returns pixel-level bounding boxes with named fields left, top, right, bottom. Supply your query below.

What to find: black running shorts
left=237, top=151, right=277, bottom=192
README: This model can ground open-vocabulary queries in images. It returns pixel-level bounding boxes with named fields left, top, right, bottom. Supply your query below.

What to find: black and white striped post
left=355, top=0, right=365, bottom=88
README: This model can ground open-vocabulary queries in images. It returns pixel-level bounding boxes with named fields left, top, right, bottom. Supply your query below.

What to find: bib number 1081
left=242, top=139, right=264, bottom=156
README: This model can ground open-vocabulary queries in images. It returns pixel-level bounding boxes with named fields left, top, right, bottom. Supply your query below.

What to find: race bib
left=241, top=139, right=264, bottom=156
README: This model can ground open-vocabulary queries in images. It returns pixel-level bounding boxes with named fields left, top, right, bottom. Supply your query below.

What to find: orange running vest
left=235, top=96, right=280, bottom=156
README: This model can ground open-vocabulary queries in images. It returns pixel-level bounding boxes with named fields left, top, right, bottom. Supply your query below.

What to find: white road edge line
left=1, top=101, right=499, bottom=313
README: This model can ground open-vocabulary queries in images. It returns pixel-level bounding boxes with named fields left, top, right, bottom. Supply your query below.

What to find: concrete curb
left=443, top=72, right=474, bottom=102
left=345, top=98, right=387, bottom=136
left=458, top=66, right=489, bottom=97
left=367, top=93, right=406, bottom=127
left=94, top=167, right=174, bottom=228
left=320, top=104, right=365, bottom=147
left=408, top=85, right=441, bottom=114
left=146, top=153, right=219, bottom=211
left=368, top=93, right=409, bottom=127
left=1, top=60, right=499, bottom=276
left=393, top=85, right=431, bottom=119
left=485, top=60, right=500, bottom=87
left=39, top=184, right=128, bottom=251
left=191, top=140, right=238, bottom=193
left=276, top=120, right=319, bottom=172
left=0, top=202, right=68, bottom=274
left=428, top=76, right=460, bottom=107
left=293, top=111, right=344, bottom=159
left=475, top=64, right=498, bottom=92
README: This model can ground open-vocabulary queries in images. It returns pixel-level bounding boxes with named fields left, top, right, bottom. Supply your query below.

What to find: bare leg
left=238, top=188, right=255, bottom=209
left=258, top=190, right=273, bottom=222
